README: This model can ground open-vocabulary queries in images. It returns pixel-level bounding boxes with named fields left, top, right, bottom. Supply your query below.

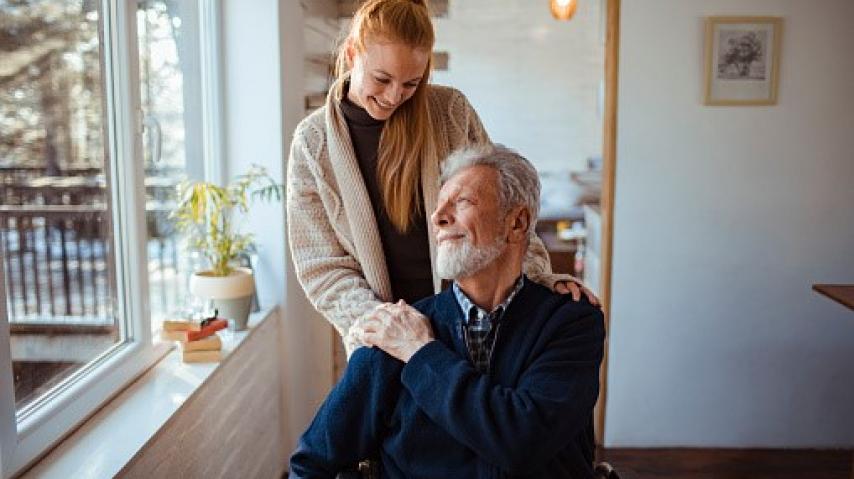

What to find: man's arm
left=400, top=307, right=604, bottom=475
left=289, top=347, right=403, bottom=478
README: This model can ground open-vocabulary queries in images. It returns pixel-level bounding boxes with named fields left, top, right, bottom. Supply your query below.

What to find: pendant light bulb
left=550, top=0, right=578, bottom=21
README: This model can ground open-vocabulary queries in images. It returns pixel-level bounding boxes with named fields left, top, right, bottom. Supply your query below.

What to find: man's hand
left=554, top=278, right=600, bottom=306
left=350, top=300, right=435, bottom=363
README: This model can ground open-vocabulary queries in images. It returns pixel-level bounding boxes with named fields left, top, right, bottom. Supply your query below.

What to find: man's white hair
left=440, top=144, right=541, bottom=235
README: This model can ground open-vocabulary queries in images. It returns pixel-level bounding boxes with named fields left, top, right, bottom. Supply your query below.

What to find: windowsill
left=18, top=308, right=278, bottom=479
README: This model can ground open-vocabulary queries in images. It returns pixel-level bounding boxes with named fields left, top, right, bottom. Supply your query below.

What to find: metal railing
left=1, top=172, right=188, bottom=331
left=1, top=204, right=114, bottom=330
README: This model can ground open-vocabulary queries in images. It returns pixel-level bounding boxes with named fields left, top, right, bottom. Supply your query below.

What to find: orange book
left=184, top=319, right=227, bottom=342
left=180, top=334, right=222, bottom=352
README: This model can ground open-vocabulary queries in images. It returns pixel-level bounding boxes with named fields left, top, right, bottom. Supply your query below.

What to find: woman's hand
left=349, top=301, right=435, bottom=363
left=554, top=279, right=600, bottom=306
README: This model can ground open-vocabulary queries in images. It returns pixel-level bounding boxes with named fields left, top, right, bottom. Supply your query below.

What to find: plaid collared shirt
left=452, top=276, right=525, bottom=374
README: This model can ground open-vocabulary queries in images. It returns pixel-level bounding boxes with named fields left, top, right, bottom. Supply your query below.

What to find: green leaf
left=168, top=166, right=284, bottom=276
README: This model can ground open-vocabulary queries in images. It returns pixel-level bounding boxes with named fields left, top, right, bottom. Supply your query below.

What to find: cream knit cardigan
left=286, top=82, right=568, bottom=350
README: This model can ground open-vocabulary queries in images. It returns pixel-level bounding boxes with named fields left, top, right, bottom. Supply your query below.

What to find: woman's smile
left=371, top=96, right=397, bottom=111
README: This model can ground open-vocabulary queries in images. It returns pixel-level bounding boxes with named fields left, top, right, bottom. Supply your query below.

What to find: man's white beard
left=436, top=234, right=506, bottom=280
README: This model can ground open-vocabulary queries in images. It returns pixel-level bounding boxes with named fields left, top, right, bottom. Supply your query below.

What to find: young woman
left=286, top=0, right=595, bottom=354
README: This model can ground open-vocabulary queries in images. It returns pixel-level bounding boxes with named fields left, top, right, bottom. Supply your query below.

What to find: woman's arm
left=286, top=123, right=384, bottom=342
left=523, top=235, right=581, bottom=292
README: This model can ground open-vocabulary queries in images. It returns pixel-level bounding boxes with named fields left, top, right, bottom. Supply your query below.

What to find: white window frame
left=0, top=258, right=15, bottom=477
left=0, top=1, right=224, bottom=476
left=199, top=0, right=226, bottom=186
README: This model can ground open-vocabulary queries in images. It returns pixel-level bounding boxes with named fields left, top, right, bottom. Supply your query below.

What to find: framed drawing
left=704, top=16, right=782, bottom=106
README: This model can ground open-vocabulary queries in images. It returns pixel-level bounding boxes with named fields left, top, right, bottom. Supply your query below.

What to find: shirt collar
left=452, top=275, right=525, bottom=324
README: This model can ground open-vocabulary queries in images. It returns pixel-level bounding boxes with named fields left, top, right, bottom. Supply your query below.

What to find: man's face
left=431, top=165, right=507, bottom=279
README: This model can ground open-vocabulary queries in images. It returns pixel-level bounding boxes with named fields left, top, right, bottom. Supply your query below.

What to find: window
left=0, top=1, right=221, bottom=475
left=137, top=0, right=209, bottom=331
left=1, top=0, right=121, bottom=416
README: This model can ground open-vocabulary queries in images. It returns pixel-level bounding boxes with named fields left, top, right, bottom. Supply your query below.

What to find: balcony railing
left=1, top=171, right=188, bottom=332
left=1, top=204, right=114, bottom=331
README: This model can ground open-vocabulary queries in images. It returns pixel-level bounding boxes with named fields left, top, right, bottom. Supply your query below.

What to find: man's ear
left=506, top=206, right=531, bottom=244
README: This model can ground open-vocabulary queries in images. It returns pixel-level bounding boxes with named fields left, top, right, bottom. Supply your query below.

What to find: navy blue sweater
left=290, top=279, right=605, bottom=478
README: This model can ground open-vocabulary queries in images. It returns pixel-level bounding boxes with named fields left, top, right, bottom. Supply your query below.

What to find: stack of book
left=161, top=318, right=228, bottom=363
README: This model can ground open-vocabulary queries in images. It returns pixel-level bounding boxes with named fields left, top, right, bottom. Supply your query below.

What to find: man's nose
left=431, top=202, right=452, bottom=227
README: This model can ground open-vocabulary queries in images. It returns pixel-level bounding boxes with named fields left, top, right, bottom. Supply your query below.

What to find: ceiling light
left=550, top=0, right=578, bottom=21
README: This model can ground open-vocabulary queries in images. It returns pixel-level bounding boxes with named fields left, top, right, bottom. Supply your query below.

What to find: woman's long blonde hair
left=333, top=0, right=436, bottom=232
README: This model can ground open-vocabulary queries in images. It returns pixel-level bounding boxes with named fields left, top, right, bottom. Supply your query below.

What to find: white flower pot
left=189, top=268, right=255, bottom=330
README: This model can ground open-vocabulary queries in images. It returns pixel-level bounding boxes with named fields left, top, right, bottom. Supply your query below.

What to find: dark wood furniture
left=537, top=219, right=580, bottom=277
left=811, top=284, right=854, bottom=478
left=597, top=448, right=853, bottom=479
left=812, top=284, right=854, bottom=311
left=539, top=230, right=578, bottom=276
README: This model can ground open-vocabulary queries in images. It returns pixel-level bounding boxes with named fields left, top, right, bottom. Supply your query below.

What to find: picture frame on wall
left=704, top=16, right=783, bottom=106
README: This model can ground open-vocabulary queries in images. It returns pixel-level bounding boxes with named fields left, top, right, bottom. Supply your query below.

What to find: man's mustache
left=436, top=231, right=467, bottom=243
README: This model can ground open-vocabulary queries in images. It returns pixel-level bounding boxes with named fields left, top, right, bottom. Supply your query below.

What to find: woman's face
left=346, top=39, right=430, bottom=120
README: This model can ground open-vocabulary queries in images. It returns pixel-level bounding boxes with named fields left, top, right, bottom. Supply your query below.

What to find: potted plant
left=172, top=165, right=282, bottom=330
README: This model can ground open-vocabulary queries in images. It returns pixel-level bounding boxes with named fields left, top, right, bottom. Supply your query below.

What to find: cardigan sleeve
left=524, top=234, right=577, bottom=290
left=400, top=305, right=605, bottom=474
left=286, top=122, right=383, bottom=342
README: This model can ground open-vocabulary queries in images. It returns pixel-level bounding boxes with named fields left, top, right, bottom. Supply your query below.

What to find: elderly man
left=290, top=145, right=605, bottom=478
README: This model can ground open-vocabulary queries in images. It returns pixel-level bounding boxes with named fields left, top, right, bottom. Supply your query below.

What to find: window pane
left=0, top=1, right=121, bottom=414
left=136, top=0, right=205, bottom=330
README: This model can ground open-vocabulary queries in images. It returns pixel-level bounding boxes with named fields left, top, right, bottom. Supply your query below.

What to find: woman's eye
left=374, top=77, right=390, bottom=84
left=404, top=82, right=418, bottom=89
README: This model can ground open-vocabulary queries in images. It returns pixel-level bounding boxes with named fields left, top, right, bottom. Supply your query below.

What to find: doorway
left=426, top=0, right=620, bottom=444
left=304, top=0, right=620, bottom=445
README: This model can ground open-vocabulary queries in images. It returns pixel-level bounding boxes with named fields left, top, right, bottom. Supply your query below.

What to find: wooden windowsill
left=17, top=308, right=278, bottom=479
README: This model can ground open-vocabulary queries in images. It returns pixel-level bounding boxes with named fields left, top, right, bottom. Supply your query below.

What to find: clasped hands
left=349, top=300, right=435, bottom=363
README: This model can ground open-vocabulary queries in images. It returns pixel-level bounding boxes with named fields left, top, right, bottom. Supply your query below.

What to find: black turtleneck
left=339, top=94, right=434, bottom=305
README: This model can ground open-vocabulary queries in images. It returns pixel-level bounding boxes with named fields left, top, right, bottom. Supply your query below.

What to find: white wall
left=279, top=0, right=338, bottom=458
left=221, top=0, right=333, bottom=461
left=606, top=0, right=854, bottom=447
left=222, top=0, right=285, bottom=311
left=432, top=0, right=604, bottom=174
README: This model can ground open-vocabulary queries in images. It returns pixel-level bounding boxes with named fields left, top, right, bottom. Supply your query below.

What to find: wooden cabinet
left=539, top=230, right=578, bottom=276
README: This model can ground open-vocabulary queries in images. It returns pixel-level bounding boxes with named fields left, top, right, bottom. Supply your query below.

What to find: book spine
left=182, top=335, right=222, bottom=352
left=182, top=350, right=222, bottom=363
left=163, top=321, right=202, bottom=332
